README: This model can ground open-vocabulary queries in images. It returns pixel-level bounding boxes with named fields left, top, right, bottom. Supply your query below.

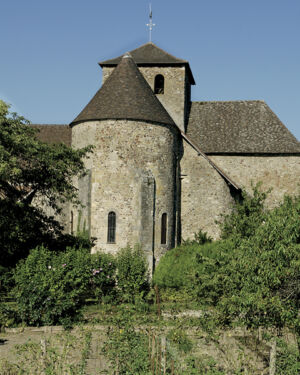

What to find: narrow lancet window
left=154, top=74, right=165, bottom=94
left=161, top=213, right=167, bottom=244
left=107, top=211, right=116, bottom=243
left=70, top=211, right=74, bottom=235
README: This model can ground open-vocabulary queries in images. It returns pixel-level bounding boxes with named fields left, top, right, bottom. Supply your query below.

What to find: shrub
left=220, top=182, right=269, bottom=241
left=89, top=252, right=116, bottom=302
left=14, top=246, right=116, bottom=327
left=116, top=246, right=149, bottom=303
left=153, top=241, right=223, bottom=291
left=183, top=229, right=213, bottom=245
left=153, top=243, right=199, bottom=289
left=102, top=306, right=151, bottom=374
left=0, top=303, right=21, bottom=329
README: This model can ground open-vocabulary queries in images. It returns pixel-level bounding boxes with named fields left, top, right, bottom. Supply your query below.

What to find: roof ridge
left=31, top=124, right=68, bottom=126
left=192, top=100, right=265, bottom=104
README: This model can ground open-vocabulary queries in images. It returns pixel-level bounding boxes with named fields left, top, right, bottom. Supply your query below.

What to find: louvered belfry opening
left=107, top=211, right=116, bottom=243
left=161, top=213, right=167, bottom=244
left=154, top=74, right=164, bottom=94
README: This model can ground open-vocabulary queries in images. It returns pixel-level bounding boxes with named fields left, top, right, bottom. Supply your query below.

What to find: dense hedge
left=14, top=246, right=116, bottom=327
left=13, top=245, right=150, bottom=327
left=154, top=192, right=300, bottom=343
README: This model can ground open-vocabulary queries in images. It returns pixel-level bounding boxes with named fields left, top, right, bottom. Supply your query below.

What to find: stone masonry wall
left=72, top=120, right=180, bottom=265
left=210, top=155, right=300, bottom=207
left=102, top=66, right=189, bottom=132
left=180, top=141, right=234, bottom=240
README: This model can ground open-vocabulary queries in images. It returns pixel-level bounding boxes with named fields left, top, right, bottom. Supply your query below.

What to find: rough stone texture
left=102, top=66, right=190, bottom=132
left=210, top=155, right=300, bottom=207
left=180, top=141, right=234, bottom=240
left=72, top=119, right=181, bottom=265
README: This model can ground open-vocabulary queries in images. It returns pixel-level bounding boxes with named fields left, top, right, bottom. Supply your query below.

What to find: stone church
left=34, top=42, right=300, bottom=270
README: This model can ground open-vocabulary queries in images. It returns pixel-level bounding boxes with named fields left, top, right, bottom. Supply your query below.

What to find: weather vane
left=146, top=4, right=155, bottom=42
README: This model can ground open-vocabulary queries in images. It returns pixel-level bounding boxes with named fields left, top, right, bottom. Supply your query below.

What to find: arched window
left=107, top=211, right=116, bottom=243
left=161, top=213, right=167, bottom=244
left=70, top=211, right=74, bottom=235
left=154, top=74, right=165, bottom=94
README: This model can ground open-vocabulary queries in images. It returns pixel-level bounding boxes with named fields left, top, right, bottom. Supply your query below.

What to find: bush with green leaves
left=14, top=246, right=116, bottom=326
left=153, top=241, right=224, bottom=292
left=220, top=182, right=269, bottom=241
left=116, top=246, right=149, bottom=303
left=183, top=229, right=213, bottom=246
left=194, top=193, right=300, bottom=356
left=102, top=306, right=152, bottom=374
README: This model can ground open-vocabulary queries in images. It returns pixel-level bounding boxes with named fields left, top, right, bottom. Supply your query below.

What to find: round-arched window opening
left=161, top=213, right=167, bottom=244
left=154, top=74, right=165, bottom=94
left=107, top=211, right=116, bottom=243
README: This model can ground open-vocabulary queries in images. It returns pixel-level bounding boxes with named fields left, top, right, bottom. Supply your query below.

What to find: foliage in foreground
left=0, top=327, right=92, bottom=375
left=153, top=230, right=214, bottom=290
left=155, top=187, right=300, bottom=352
left=14, top=246, right=116, bottom=327
left=153, top=241, right=221, bottom=291
left=116, top=245, right=150, bottom=303
left=0, top=100, right=93, bottom=269
left=11, top=244, right=150, bottom=327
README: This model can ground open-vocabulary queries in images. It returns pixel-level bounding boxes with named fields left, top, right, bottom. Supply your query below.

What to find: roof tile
left=71, top=54, right=176, bottom=127
left=187, top=101, right=300, bottom=154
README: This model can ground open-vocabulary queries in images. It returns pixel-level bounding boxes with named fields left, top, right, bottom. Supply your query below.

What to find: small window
left=107, top=211, right=116, bottom=243
left=161, top=213, right=167, bottom=244
left=70, top=211, right=74, bottom=235
left=154, top=74, right=164, bottom=94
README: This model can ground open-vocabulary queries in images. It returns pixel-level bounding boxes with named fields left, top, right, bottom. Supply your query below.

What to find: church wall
left=180, top=141, right=234, bottom=240
left=209, top=155, right=300, bottom=207
left=102, top=66, right=188, bottom=132
left=72, top=119, right=180, bottom=265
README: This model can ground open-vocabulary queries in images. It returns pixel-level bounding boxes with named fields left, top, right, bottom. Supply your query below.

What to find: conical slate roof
left=99, top=42, right=195, bottom=85
left=71, top=54, right=176, bottom=126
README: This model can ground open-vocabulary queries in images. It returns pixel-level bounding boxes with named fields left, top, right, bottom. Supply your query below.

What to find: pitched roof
left=99, top=42, right=195, bottom=85
left=30, top=124, right=71, bottom=146
left=187, top=101, right=300, bottom=154
left=71, top=54, right=176, bottom=127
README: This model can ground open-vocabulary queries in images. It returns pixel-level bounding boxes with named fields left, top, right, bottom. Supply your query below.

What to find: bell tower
left=99, top=42, right=195, bottom=132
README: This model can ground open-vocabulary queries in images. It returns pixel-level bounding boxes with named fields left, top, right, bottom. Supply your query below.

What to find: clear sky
left=1, top=0, right=299, bottom=140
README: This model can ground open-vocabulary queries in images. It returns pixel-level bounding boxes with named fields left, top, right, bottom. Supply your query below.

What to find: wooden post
left=40, top=338, right=47, bottom=375
left=151, top=333, right=155, bottom=375
left=154, top=285, right=161, bottom=318
left=269, top=337, right=277, bottom=375
left=161, top=335, right=166, bottom=375
left=148, top=329, right=151, bottom=363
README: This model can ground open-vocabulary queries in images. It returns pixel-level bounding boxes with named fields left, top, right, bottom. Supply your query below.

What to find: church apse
left=71, top=119, right=181, bottom=267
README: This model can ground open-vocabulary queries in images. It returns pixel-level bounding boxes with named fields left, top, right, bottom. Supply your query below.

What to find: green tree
left=197, top=192, right=300, bottom=357
left=220, top=182, right=270, bottom=241
left=0, top=100, right=92, bottom=268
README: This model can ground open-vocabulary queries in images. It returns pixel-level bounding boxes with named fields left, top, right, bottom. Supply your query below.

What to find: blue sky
left=1, top=0, right=299, bottom=140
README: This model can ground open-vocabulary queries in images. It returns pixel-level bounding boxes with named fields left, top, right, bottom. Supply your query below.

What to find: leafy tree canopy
left=0, top=100, right=92, bottom=268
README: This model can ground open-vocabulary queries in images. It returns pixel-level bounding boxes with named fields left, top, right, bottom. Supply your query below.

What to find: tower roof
left=71, top=54, right=176, bottom=127
left=99, top=42, right=195, bottom=85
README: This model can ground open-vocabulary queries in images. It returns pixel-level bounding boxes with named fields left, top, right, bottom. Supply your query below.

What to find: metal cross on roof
left=146, top=4, right=155, bottom=42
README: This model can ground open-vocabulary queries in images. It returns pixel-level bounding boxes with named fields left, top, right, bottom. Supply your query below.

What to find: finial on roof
left=146, top=3, right=155, bottom=42
left=123, top=52, right=131, bottom=59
